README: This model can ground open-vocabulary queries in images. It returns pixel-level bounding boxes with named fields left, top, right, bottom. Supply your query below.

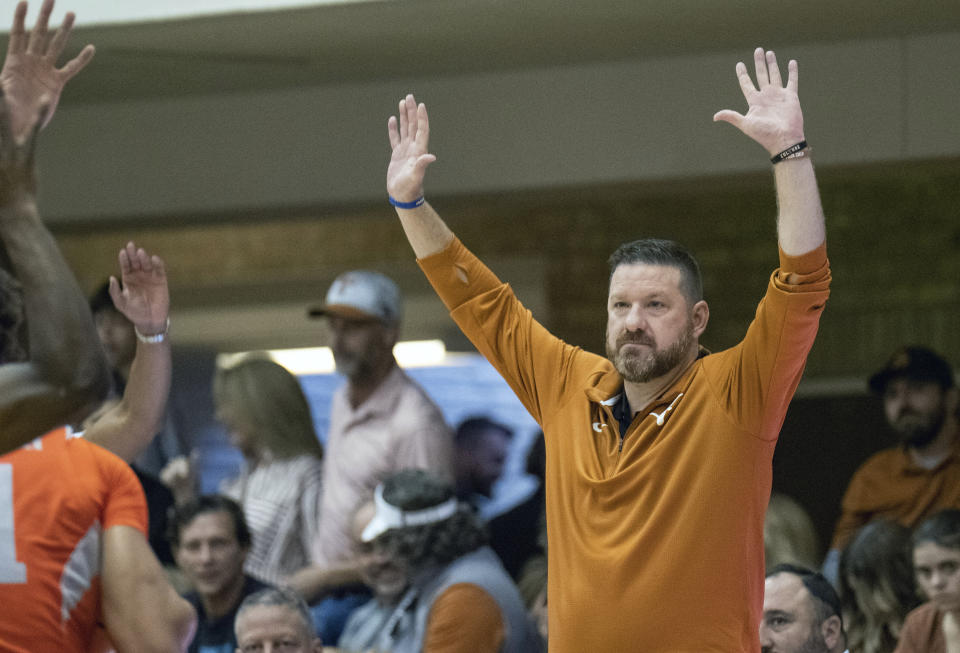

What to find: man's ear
left=821, top=614, right=842, bottom=650
left=691, top=300, right=709, bottom=338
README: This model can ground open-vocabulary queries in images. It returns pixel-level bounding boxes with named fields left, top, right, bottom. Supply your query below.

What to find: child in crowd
left=895, top=510, right=960, bottom=653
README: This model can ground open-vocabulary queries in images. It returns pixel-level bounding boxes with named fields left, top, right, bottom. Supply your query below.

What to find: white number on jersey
left=0, top=463, right=27, bottom=583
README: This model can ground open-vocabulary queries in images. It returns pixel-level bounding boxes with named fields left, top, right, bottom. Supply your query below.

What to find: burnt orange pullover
left=419, top=237, right=830, bottom=653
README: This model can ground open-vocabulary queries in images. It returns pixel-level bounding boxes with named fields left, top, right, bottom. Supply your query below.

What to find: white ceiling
left=21, top=0, right=960, bottom=104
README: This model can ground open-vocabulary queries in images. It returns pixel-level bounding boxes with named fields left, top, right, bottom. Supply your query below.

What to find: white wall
left=38, top=32, right=960, bottom=223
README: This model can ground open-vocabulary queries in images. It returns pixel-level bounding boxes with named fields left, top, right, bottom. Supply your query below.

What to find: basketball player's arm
left=101, top=524, right=197, bottom=653
left=713, top=48, right=826, bottom=275
left=85, top=243, right=171, bottom=462
left=0, top=75, right=109, bottom=455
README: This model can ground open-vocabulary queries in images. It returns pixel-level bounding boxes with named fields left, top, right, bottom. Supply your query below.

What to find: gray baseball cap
left=308, top=270, right=401, bottom=326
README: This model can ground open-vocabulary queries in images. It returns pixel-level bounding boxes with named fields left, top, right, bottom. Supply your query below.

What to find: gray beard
left=333, top=351, right=372, bottom=382
left=606, top=323, right=694, bottom=384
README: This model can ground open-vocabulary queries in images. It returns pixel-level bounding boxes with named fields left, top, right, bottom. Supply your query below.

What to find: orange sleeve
left=98, top=445, right=149, bottom=535
left=417, top=237, right=504, bottom=312
left=778, top=241, right=827, bottom=276
left=417, top=236, right=601, bottom=429
left=776, top=242, right=830, bottom=291
left=422, top=583, right=505, bottom=653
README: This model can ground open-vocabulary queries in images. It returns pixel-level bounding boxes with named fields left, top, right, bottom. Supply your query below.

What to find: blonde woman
left=165, top=357, right=324, bottom=586
left=764, top=492, right=821, bottom=571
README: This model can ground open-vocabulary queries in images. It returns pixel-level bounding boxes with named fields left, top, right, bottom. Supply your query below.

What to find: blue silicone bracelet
left=388, top=195, right=426, bottom=209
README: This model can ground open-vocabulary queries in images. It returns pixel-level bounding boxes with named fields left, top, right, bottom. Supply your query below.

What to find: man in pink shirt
left=289, top=270, right=453, bottom=643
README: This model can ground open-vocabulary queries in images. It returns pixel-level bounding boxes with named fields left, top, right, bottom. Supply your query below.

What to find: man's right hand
left=386, top=94, right=436, bottom=204
left=108, top=241, right=170, bottom=339
left=0, top=0, right=95, bottom=141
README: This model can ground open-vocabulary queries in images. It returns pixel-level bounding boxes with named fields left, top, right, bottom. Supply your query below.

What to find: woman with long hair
left=840, top=519, right=920, bottom=653
left=212, top=356, right=324, bottom=585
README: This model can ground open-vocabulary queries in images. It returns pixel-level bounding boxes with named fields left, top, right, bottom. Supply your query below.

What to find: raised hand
left=713, top=48, right=804, bottom=156
left=387, top=94, right=436, bottom=203
left=108, top=242, right=169, bottom=337
left=0, top=0, right=95, bottom=141
left=159, top=455, right=195, bottom=505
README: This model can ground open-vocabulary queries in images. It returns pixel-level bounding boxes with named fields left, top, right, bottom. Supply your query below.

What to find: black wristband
left=771, top=140, right=808, bottom=164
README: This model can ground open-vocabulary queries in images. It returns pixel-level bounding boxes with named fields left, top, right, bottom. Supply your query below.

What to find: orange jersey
left=419, top=238, right=830, bottom=652
left=831, top=447, right=960, bottom=551
left=0, top=428, right=147, bottom=652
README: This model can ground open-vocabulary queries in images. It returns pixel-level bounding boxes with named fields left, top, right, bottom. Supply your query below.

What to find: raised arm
left=386, top=94, right=454, bottom=259
left=713, top=48, right=826, bottom=258
left=0, top=0, right=95, bottom=140
left=0, top=94, right=109, bottom=454
left=85, top=242, right=171, bottom=462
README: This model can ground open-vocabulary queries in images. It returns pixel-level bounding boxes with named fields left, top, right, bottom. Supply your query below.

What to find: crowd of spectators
left=1, top=1, right=959, bottom=651
left=764, top=345, right=960, bottom=653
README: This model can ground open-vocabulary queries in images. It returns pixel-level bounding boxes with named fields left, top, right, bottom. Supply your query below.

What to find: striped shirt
left=221, top=454, right=323, bottom=585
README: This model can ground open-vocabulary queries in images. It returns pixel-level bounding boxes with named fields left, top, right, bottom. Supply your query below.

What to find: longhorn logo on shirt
left=649, top=393, right=684, bottom=426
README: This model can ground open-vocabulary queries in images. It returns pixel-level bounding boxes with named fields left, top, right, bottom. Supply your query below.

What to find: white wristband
left=135, top=318, right=170, bottom=344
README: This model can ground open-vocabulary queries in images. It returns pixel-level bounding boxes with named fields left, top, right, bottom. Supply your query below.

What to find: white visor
left=361, top=484, right=459, bottom=542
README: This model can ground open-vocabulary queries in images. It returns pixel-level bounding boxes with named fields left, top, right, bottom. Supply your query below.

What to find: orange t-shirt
left=419, top=238, right=830, bottom=652
left=831, top=447, right=960, bottom=551
left=423, top=583, right=505, bottom=653
left=0, top=428, right=148, bottom=652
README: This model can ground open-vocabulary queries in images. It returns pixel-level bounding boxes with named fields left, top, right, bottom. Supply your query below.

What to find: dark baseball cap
left=868, top=346, right=955, bottom=394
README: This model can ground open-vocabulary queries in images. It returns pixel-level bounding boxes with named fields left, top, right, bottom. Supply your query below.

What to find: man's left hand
left=713, top=48, right=804, bottom=156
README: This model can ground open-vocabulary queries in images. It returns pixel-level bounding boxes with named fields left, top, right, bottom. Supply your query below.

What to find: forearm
left=394, top=201, right=455, bottom=259
left=125, top=589, right=195, bottom=653
left=288, top=561, right=364, bottom=603
left=119, top=336, right=171, bottom=433
left=86, top=338, right=171, bottom=462
left=0, top=201, right=109, bottom=403
left=773, top=155, right=826, bottom=257
left=103, top=525, right=197, bottom=652
left=130, top=588, right=196, bottom=653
